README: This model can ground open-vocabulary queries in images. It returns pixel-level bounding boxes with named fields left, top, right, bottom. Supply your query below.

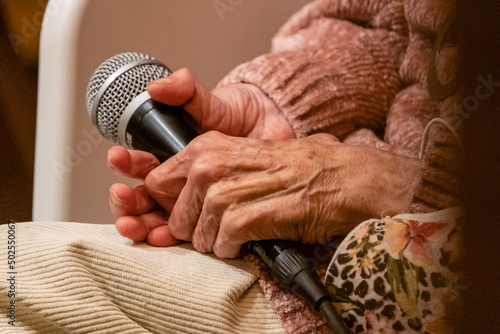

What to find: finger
left=147, top=68, right=212, bottom=127
left=147, top=68, right=199, bottom=106
left=108, top=146, right=160, bottom=180
left=142, top=133, right=222, bottom=211
left=109, top=183, right=159, bottom=218
left=167, top=183, right=202, bottom=242
left=165, top=146, right=276, bottom=244
left=144, top=157, right=187, bottom=213
left=166, top=151, right=228, bottom=243
left=115, top=208, right=169, bottom=242
left=213, top=185, right=353, bottom=259
left=190, top=170, right=293, bottom=257
left=187, top=183, right=227, bottom=253
left=147, top=68, right=234, bottom=134
left=144, top=132, right=270, bottom=209
left=213, top=191, right=306, bottom=259
left=146, top=225, right=181, bottom=247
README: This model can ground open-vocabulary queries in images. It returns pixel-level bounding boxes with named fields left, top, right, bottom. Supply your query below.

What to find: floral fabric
left=324, top=208, right=463, bottom=333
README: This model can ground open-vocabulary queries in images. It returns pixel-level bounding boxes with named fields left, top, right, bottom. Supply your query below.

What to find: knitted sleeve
left=217, top=0, right=408, bottom=139
left=219, top=0, right=462, bottom=213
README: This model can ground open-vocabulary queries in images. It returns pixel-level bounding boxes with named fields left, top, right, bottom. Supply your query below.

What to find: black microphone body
left=124, top=97, right=200, bottom=162
left=86, top=52, right=350, bottom=334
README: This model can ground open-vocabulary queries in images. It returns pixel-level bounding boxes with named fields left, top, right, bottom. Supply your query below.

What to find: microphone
left=86, top=52, right=200, bottom=161
left=86, top=52, right=351, bottom=334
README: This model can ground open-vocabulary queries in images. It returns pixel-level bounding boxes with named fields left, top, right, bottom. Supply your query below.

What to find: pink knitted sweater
left=218, top=0, right=464, bottom=332
left=219, top=0, right=462, bottom=213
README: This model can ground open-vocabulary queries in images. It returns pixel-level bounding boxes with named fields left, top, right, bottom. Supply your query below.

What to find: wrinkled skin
left=108, top=69, right=420, bottom=258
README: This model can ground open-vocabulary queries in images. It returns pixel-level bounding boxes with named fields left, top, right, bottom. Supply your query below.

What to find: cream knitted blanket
left=0, top=222, right=284, bottom=334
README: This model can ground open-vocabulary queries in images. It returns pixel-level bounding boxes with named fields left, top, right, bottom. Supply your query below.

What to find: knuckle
left=166, top=222, right=182, bottom=241
left=185, top=136, right=205, bottom=154
left=143, top=170, right=163, bottom=197
left=192, top=224, right=217, bottom=254
left=192, top=239, right=208, bottom=254
left=224, top=209, right=251, bottom=237
left=205, top=183, right=230, bottom=207
left=143, top=170, right=157, bottom=189
left=190, top=152, right=220, bottom=180
left=308, top=132, right=338, bottom=143
left=203, top=130, right=224, bottom=140
left=188, top=131, right=221, bottom=152
left=168, top=216, right=191, bottom=242
left=212, top=212, right=249, bottom=258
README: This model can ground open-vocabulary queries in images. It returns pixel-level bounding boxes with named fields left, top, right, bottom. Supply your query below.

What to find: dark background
left=458, top=0, right=500, bottom=332
left=0, top=0, right=45, bottom=223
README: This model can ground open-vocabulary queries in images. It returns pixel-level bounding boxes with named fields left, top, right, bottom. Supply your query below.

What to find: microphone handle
left=124, top=98, right=200, bottom=162
left=127, top=101, right=350, bottom=333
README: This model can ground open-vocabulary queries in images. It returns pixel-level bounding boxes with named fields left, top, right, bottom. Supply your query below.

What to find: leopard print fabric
left=324, top=208, right=463, bottom=333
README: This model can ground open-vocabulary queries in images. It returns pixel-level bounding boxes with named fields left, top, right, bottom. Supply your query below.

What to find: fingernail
left=107, top=150, right=115, bottom=169
left=149, top=77, right=172, bottom=86
left=109, top=189, right=123, bottom=205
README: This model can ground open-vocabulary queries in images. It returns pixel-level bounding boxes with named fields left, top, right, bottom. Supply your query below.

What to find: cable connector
left=248, top=240, right=352, bottom=333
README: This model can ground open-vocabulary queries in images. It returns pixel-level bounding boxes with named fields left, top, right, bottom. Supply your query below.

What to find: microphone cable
left=248, top=240, right=352, bottom=334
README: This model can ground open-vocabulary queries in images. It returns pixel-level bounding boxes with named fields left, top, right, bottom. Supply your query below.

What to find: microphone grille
left=86, top=52, right=170, bottom=144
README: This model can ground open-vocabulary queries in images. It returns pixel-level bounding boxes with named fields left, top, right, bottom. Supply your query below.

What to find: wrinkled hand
left=147, top=68, right=295, bottom=140
left=109, top=132, right=420, bottom=258
left=109, top=67, right=294, bottom=253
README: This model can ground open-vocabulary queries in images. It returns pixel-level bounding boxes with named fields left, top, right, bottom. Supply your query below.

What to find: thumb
left=147, top=68, right=225, bottom=133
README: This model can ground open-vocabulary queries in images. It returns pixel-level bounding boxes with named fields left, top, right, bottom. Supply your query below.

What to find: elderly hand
left=109, top=131, right=420, bottom=258
left=146, top=68, right=295, bottom=140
